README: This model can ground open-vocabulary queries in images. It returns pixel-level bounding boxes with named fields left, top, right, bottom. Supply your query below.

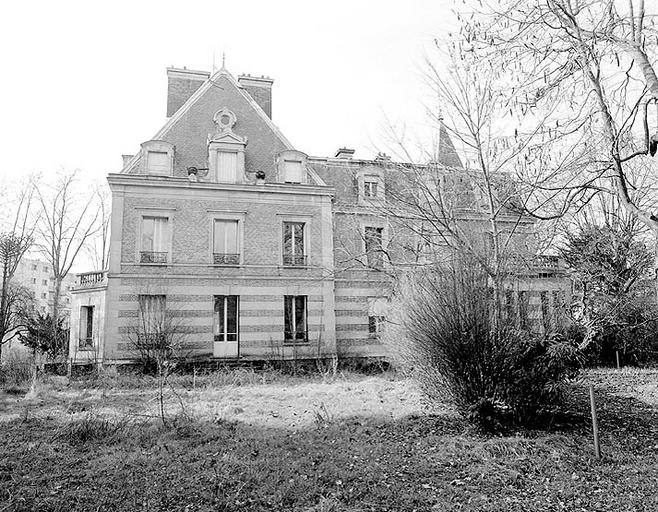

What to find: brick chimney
left=166, top=67, right=210, bottom=117
left=238, top=74, right=274, bottom=118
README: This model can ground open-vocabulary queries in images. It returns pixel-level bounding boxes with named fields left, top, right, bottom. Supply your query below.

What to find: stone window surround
left=141, top=140, right=175, bottom=175
left=360, top=218, right=388, bottom=270
left=207, top=210, right=247, bottom=265
left=135, top=207, right=175, bottom=265
left=275, top=150, right=309, bottom=184
left=208, top=144, right=246, bottom=183
left=357, top=167, right=385, bottom=205
left=277, top=213, right=313, bottom=267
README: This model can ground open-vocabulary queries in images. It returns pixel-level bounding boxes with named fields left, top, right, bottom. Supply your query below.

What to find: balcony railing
left=507, top=254, right=562, bottom=273
left=75, top=270, right=108, bottom=290
left=213, top=253, right=240, bottom=265
left=140, top=251, right=168, bottom=264
left=283, top=254, right=308, bottom=266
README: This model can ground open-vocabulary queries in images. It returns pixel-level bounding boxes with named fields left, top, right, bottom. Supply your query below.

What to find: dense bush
left=386, top=261, right=581, bottom=430
left=20, top=313, right=68, bottom=360
left=561, top=221, right=658, bottom=365
left=582, top=300, right=658, bottom=366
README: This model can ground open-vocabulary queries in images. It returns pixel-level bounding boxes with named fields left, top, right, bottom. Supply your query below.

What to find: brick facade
left=69, top=66, right=570, bottom=364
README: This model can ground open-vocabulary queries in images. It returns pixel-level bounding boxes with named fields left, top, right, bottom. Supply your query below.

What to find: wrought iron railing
left=213, top=253, right=240, bottom=265
left=140, top=251, right=168, bottom=264
left=283, top=254, right=307, bottom=266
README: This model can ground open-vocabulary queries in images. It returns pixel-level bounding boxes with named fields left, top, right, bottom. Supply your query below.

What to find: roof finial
left=222, top=52, right=226, bottom=70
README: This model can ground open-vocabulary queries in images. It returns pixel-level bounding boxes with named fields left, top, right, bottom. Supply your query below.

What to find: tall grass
left=0, top=347, right=34, bottom=391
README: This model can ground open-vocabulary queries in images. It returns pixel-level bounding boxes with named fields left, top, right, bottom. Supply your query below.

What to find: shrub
left=581, top=299, right=658, bottom=366
left=386, top=260, right=581, bottom=430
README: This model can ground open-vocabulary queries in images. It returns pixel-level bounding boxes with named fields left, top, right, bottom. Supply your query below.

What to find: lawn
left=0, top=367, right=657, bottom=511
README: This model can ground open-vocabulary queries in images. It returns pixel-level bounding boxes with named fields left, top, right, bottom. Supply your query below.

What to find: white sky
left=0, top=0, right=456, bottom=188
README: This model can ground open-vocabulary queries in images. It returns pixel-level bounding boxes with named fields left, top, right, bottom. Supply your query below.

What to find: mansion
left=69, top=65, right=569, bottom=364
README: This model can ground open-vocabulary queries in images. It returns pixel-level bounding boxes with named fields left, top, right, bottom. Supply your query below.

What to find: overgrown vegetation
left=388, top=259, right=581, bottom=430
left=562, top=220, right=658, bottom=365
left=0, top=369, right=656, bottom=511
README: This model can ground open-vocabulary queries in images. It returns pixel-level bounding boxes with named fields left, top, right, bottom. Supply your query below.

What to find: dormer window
left=284, top=160, right=303, bottom=183
left=140, top=140, right=174, bottom=175
left=208, top=108, right=247, bottom=184
left=215, top=151, right=239, bottom=182
left=364, top=176, right=379, bottom=198
left=147, top=151, right=169, bottom=173
left=276, top=150, right=308, bottom=184
left=357, top=166, right=385, bottom=204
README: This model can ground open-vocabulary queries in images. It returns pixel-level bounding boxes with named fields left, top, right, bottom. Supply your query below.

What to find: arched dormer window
left=276, top=150, right=308, bottom=184
left=207, top=108, right=247, bottom=183
left=141, top=140, right=174, bottom=175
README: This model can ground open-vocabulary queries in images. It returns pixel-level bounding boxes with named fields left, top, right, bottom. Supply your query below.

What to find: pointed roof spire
left=435, top=117, right=463, bottom=169
left=221, top=52, right=226, bottom=70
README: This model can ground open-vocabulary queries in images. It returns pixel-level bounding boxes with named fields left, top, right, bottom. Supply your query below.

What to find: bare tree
left=86, top=186, right=111, bottom=271
left=123, top=289, right=190, bottom=425
left=457, top=0, right=658, bottom=281
left=34, top=171, right=100, bottom=324
left=354, top=51, right=566, bottom=324
left=0, top=181, right=36, bottom=356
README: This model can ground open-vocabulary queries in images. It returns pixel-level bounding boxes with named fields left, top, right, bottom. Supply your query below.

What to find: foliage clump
left=562, top=222, right=658, bottom=365
left=20, top=313, right=69, bottom=360
left=388, top=260, right=580, bottom=430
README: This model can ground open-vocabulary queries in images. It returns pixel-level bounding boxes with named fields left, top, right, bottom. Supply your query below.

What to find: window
left=365, top=227, right=384, bottom=269
left=283, top=222, right=306, bottom=266
left=43, top=266, right=48, bottom=272
left=283, top=160, right=303, bottom=183
left=42, top=279, right=48, bottom=286
left=284, top=295, right=307, bottom=342
left=32, top=278, right=36, bottom=284
left=215, top=151, right=238, bottom=182
left=357, top=171, right=384, bottom=204
left=32, top=264, right=37, bottom=271
left=79, top=306, right=94, bottom=350
left=368, top=297, right=386, bottom=336
left=141, top=140, right=174, bottom=175
left=364, top=177, right=379, bottom=198
left=214, top=296, right=239, bottom=342
left=518, top=290, right=529, bottom=329
left=213, top=220, right=239, bottom=265
left=41, top=292, right=46, bottom=299
left=137, top=295, right=166, bottom=346
left=540, top=291, right=550, bottom=332
left=141, top=216, right=169, bottom=263
left=146, top=151, right=169, bottom=173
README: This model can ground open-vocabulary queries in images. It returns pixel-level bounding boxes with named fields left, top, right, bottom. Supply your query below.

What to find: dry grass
left=0, top=368, right=657, bottom=511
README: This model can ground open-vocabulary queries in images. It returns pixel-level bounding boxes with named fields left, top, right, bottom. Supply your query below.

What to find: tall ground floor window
left=79, top=305, right=94, bottom=350
left=214, top=295, right=239, bottom=342
left=284, top=295, right=307, bottom=342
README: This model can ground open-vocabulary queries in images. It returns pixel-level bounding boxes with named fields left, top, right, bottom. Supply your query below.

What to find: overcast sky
left=0, top=0, right=456, bottom=186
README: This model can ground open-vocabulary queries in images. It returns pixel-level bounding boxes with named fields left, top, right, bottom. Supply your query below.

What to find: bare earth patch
left=0, top=368, right=657, bottom=511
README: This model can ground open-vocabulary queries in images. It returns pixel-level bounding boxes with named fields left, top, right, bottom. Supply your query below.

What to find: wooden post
left=615, top=350, right=621, bottom=369
left=589, top=385, right=601, bottom=459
